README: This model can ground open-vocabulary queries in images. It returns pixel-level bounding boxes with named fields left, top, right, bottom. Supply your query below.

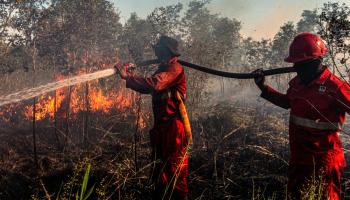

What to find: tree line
left=0, top=0, right=349, bottom=108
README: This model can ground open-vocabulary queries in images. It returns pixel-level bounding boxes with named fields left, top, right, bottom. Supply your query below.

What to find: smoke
left=207, top=77, right=260, bottom=104
left=206, top=76, right=290, bottom=117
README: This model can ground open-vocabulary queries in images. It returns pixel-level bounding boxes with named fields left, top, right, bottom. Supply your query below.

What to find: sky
left=110, top=0, right=350, bottom=40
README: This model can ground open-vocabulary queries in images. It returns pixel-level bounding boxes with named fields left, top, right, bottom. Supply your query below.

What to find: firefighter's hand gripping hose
left=135, top=59, right=296, bottom=79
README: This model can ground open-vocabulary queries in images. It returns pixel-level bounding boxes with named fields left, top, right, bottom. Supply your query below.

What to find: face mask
left=294, top=58, right=325, bottom=85
left=154, top=44, right=172, bottom=62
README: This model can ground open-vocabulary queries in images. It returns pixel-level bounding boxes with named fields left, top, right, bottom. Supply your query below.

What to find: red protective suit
left=261, top=67, right=349, bottom=200
left=125, top=57, right=188, bottom=199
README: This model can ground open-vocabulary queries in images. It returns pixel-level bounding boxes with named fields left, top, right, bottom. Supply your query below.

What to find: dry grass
left=0, top=101, right=349, bottom=199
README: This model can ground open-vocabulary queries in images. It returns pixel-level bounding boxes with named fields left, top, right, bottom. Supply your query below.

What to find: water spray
left=0, top=69, right=116, bottom=107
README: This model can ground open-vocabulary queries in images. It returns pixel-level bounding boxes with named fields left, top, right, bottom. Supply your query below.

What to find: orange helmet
left=284, top=32, right=328, bottom=63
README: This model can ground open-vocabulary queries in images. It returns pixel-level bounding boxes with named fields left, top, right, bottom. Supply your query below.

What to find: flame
left=23, top=68, right=134, bottom=121
left=0, top=62, right=147, bottom=132
left=24, top=92, right=62, bottom=121
left=89, top=88, right=113, bottom=113
left=136, top=112, right=147, bottom=130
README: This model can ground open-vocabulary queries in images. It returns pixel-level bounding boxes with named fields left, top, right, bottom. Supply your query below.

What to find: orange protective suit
left=125, top=57, right=188, bottom=199
left=261, top=67, right=349, bottom=200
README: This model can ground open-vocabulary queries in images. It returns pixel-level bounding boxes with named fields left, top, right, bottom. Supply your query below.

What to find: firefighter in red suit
left=115, top=36, right=188, bottom=200
left=254, top=32, right=349, bottom=200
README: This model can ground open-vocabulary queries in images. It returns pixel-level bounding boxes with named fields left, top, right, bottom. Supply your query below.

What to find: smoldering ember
left=1, top=0, right=350, bottom=199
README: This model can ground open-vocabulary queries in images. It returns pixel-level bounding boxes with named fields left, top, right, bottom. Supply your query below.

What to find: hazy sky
left=110, top=0, right=350, bottom=40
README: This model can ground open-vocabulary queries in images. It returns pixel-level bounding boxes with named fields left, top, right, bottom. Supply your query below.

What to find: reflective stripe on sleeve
left=290, top=115, right=342, bottom=131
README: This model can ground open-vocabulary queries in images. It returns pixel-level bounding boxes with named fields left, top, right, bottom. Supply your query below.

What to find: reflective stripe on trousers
left=290, top=115, right=342, bottom=131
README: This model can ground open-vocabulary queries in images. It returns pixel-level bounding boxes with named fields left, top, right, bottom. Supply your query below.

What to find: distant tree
left=118, top=13, right=155, bottom=63
left=147, top=3, right=183, bottom=38
left=38, top=0, right=122, bottom=72
left=180, top=0, right=220, bottom=110
left=318, top=2, right=350, bottom=80
left=242, top=38, right=273, bottom=73
left=297, top=9, right=319, bottom=33
left=270, top=22, right=297, bottom=88
left=0, top=0, right=18, bottom=45
left=0, top=0, right=122, bottom=74
left=241, top=22, right=296, bottom=89
left=166, top=0, right=243, bottom=106
left=271, top=22, right=297, bottom=66
left=0, top=0, right=48, bottom=73
left=211, top=16, right=241, bottom=70
left=211, top=16, right=241, bottom=94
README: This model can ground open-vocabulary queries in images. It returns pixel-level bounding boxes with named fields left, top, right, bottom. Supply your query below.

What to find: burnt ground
left=0, top=103, right=349, bottom=199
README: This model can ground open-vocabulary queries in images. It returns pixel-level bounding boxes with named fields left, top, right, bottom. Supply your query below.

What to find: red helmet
left=284, top=32, right=328, bottom=63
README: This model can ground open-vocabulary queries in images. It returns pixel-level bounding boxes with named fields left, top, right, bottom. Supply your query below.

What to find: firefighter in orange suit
left=115, top=36, right=189, bottom=200
left=254, top=32, right=349, bottom=200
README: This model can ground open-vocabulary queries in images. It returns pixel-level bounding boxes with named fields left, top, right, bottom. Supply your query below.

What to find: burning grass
left=0, top=99, right=287, bottom=199
left=0, top=100, right=349, bottom=199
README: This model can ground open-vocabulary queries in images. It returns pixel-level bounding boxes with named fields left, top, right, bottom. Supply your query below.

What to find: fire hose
left=136, top=59, right=296, bottom=78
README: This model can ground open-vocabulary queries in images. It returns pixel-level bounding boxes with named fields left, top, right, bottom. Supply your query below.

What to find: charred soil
left=0, top=103, right=349, bottom=199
